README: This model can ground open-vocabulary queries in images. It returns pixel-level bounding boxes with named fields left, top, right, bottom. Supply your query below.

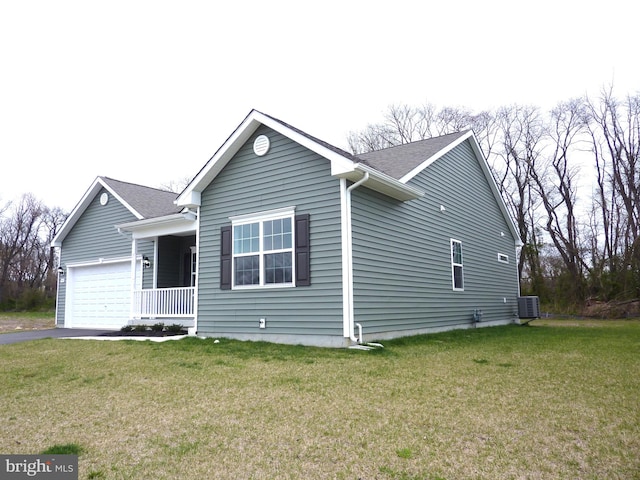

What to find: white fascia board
left=176, top=110, right=356, bottom=207
left=116, top=213, right=197, bottom=240
left=100, top=180, right=145, bottom=220
left=252, top=112, right=356, bottom=173
left=466, top=137, right=523, bottom=247
left=52, top=177, right=144, bottom=247
left=176, top=116, right=261, bottom=207
left=399, top=131, right=474, bottom=183
left=401, top=131, right=522, bottom=246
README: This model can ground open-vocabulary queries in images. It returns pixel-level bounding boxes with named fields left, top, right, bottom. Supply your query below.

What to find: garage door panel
left=66, top=261, right=140, bottom=329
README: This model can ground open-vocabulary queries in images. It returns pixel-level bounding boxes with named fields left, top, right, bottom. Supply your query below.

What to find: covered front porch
left=117, top=209, right=198, bottom=328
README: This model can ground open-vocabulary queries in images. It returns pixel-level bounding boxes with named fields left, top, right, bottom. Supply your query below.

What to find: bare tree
left=158, top=176, right=192, bottom=194
left=492, top=105, right=547, bottom=292
left=347, top=102, right=496, bottom=155
left=585, top=87, right=640, bottom=299
left=528, top=99, right=589, bottom=303
left=0, top=195, right=66, bottom=306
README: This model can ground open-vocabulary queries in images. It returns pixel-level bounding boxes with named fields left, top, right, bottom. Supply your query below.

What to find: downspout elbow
left=347, top=171, right=370, bottom=193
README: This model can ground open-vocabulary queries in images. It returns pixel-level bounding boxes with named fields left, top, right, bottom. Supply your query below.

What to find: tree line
left=0, top=194, right=66, bottom=310
left=347, top=86, right=639, bottom=311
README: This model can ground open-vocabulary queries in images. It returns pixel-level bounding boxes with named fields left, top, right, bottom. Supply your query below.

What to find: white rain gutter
left=341, top=171, right=369, bottom=344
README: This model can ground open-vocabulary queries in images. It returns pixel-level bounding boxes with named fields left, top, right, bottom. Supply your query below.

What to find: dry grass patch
left=1, top=322, right=639, bottom=479
left=0, top=311, right=55, bottom=333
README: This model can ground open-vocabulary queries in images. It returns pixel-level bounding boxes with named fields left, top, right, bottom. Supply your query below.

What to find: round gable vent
left=100, top=192, right=109, bottom=205
left=253, top=135, right=270, bottom=156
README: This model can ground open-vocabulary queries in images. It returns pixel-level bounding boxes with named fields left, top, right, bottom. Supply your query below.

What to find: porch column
left=130, top=238, right=138, bottom=321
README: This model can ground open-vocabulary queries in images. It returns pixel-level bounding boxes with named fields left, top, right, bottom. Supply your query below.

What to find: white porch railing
left=132, top=287, right=195, bottom=318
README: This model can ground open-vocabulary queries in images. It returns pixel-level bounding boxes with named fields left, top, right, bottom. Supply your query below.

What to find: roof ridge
left=99, top=176, right=177, bottom=195
left=359, top=130, right=471, bottom=155
left=258, top=112, right=362, bottom=162
left=355, top=130, right=472, bottom=180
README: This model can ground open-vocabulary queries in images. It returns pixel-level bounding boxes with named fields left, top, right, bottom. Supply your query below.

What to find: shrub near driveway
left=0, top=321, right=639, bottom=479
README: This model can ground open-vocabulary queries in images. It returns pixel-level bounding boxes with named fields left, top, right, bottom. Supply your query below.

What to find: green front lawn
left=1, top=320, right=638, bottom=479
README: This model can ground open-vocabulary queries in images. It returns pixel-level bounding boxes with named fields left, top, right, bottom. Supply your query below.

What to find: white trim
left=152, top=238, right=159, bottom=288
left=191, top=206, right=201, bottom=335
left=175, top=110, right=420, bottom=208
left=230, top=208, right=296, bottom=289
left=52, top=177, right=144, bottom=247
left=400, top=131, right=474, bottom=183
left=450, top=238, right=464, bottom=291
left=65, top=256, right=133, bottom=268
left=354, top=164, right=424, bottom=201
left=116, top=212, right=197, bottom=240
left=398, top=131, right=522, bottom=247
left=130, top=240, right=138, bottom=319
left=229, top=206, right=295, bottom=223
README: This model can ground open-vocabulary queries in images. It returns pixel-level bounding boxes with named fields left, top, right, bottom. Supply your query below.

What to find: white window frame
left=498, top=253, right=509, bottom=264
left=451, top=239, right=464, bottom=291
left=190, top=246, right=197, bottom=287
left=230, top=207, right=296, bottom=289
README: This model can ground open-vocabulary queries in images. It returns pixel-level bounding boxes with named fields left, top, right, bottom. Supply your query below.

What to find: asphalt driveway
left=0, top=328, right=113, bottom=345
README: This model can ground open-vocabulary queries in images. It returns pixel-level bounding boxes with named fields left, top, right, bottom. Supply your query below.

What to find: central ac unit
left=518, top=296, right=540, bottom=319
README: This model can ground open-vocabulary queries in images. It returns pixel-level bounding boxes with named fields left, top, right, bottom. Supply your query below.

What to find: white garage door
left=66, top=261, right=139, bottom=329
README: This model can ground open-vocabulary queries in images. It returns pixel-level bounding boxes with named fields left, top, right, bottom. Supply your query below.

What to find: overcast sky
left=1, top=0, right=638, bottom=212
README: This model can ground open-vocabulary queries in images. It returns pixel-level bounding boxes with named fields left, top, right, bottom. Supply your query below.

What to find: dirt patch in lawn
left=0, top=314, right=55, bottom=333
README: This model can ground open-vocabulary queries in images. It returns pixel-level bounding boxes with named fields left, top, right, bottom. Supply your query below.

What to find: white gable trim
left=176, top=109, right=421, bottom=208
left=399, top=131, right=521, bottom=247
left=399, top=131, right=474, bottom=183
left=176, top=110, right=357, bottom=208
left=51, top=177, right=144, bottom=247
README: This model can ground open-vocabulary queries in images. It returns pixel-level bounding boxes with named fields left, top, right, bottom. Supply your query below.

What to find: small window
left=451, top=239, right=464, bottom=291
left=231, top=209, right=295, bottom=288
left=498, top=253, right=509, bottom=264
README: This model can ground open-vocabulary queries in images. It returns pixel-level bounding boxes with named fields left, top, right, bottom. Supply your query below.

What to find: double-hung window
left=231, top=208, right=295, bottom=288
left=451, top=239, right=464, bottom=291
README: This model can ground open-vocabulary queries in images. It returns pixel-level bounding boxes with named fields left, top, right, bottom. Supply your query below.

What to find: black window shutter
left=220, top=225, right=232, bottom=290
left=295, top=213, right=311, bottom=286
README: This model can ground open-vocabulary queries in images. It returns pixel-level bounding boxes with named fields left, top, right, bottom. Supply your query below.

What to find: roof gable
left=356, top=131, right=521, bottom=245
left=100, top=177, right=179, bottom=218
left=176, top=110, right=423, bottom=206
left=175, top=109, right=519, bottom=245
left=52, top=177, right=179, bottom=247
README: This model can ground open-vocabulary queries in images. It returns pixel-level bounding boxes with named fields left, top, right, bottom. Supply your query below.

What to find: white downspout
left=341, top=172, right=369, bottom=343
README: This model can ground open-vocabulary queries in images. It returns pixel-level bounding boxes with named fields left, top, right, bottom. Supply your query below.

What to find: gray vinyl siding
left=351, top=139, right=519, bottom=336
left=55, top=188, right=154, bottom=326
left=196, top=126, right=344, bottom=342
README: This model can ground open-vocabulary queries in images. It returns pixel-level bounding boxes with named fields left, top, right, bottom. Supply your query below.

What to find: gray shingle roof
left=356, top=130, right=470, bottom=180
left=261, top=111, right=470, bottom=182
left=100, top=177, right=180, bottom=218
